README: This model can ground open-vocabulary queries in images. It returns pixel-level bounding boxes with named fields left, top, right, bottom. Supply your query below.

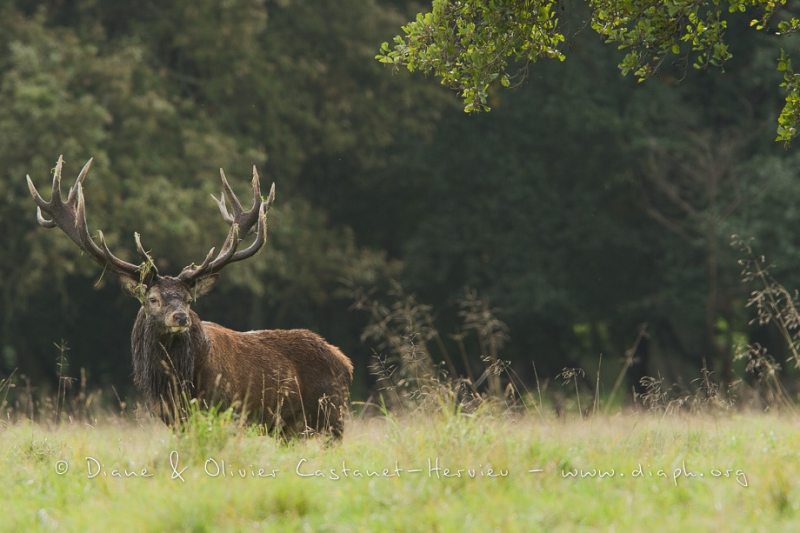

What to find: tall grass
left=350, top=255, right=800, bottom=420
left=352, top=282, right=532, bottom=418
left=5, top=237, right=800, bottom=433
left=4, top=254, right=800, bottom=530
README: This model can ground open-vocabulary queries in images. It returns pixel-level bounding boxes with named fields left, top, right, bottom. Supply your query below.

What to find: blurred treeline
left=2, top=0, right=800, bottom=399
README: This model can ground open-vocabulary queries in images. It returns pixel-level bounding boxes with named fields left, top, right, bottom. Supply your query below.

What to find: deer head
left=26, top=156, right=275, bottom=335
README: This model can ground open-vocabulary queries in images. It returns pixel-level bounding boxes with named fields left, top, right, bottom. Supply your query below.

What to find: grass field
left=2, top=409, right=798, bottom=532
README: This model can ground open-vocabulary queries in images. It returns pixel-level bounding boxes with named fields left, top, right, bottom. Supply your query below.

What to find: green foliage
left=176, top=399, right=241, bottom=462
left=590, top=0, right=732, bottom=79
left=377, top=0, right=565, bottom=112
left=380, top=0, right=800, bottom=142
left=777, top=49, right=800, bottom=143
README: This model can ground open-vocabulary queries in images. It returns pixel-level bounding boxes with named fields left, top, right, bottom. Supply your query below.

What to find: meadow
left=3, top=279, right=800, bottom=532
left=1, top=406, right=798, bottom=532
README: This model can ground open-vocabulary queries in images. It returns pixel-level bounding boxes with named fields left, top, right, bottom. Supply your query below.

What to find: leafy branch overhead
left=377, top=0, right=800, bottom=143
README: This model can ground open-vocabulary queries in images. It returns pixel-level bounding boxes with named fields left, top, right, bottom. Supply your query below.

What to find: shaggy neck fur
left=131, top=308, right=208, bottom=406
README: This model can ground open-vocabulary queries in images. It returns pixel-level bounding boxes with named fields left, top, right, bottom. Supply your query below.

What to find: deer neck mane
left=130, top=308, right=209, bottom=404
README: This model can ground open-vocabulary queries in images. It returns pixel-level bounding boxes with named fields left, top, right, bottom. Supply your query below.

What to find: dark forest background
left=2, top=0, right=800, bottom=401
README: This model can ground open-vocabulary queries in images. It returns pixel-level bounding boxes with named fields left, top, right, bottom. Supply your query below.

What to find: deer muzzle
left=165, top=311, right=190, bottom=333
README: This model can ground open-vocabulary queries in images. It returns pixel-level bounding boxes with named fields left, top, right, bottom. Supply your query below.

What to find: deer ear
left=119, top=274, right=145, bottom=301
left=191, top=275, right=218, bottom=299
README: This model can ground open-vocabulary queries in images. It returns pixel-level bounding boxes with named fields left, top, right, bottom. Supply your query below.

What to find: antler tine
left=211, top=191, right=234, bottom=224
left=217, top=181, right=274, bottom=264
left=28, top=173, right=56, bottom=228
left=26, top=174, right=50, bottom=210
left=229, top=201, right=268, bottom=263
left=75, top=185, right=140, bottom=275
left=219, top=168, right=243, bottom=214
left=96, top=230, right=141, bottom=275
left=250, top=165, right=262, bottom=210
left=74, top=184, right=107, bottom=257
left=67, top=157, right=93, bottom=204
left=134, top=232, right=148, bottom=260
left=134, top=232, right=159, bottom=277
left=177, top=246, right=217, bottom=280
left=198, top=247, right=217, bottom=268
left=193, top=207, right=265, bottom=277
left=207, top=223, right=240, bottom=271
left=213, top=167, right=264, bottom=235
left=51, top=155, right=64, bottom=203
left=27, top=156, right=143, bottom=279
left=179, top=170, right=275, bottom=283
left=266, top=181, right=276, bottom=209
left=178, top=223, right=239, bottom=281
left=35, top=206, right=57, bottom=228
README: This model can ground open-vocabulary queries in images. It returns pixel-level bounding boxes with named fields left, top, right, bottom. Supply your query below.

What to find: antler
left=26, top=155, right=156, bottom=280
left=178, top=166, right=275, bottom=282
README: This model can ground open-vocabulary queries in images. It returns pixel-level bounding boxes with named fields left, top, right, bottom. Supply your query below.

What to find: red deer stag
left=27, top=156, right=353, bottom=438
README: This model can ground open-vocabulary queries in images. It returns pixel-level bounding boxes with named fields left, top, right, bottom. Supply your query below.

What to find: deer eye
left=148, top=297, right=159, bottom=304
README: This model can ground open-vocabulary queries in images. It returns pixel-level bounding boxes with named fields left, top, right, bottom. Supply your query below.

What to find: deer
left=26, top=156, right=353, bottom=438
